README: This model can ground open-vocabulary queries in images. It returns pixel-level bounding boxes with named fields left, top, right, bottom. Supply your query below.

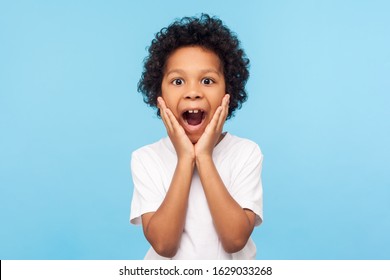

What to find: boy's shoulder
left=226, top=133, right=259, bottom=146
left=216, top=133, right=262, bottom=157
left=132, top=137, right=174, bottom=159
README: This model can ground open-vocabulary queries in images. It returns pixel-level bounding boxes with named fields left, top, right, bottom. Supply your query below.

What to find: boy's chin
left=187, top=133, right=202, bottom=144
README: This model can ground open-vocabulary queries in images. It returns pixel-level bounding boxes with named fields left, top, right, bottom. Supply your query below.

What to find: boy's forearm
left=143, top=158, right=194, bottom=257
left=196, top=155, right=254, bottom=253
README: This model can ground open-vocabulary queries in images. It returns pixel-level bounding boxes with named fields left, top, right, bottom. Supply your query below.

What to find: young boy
left=130, top=14, right=263, bottom=260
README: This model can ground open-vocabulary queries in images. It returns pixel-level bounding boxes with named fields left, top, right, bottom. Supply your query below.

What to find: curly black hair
left=138, top=14, right=250, bottom=119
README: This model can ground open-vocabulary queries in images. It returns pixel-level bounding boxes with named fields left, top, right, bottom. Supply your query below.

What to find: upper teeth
left=188, top=110, right=199, bottom=113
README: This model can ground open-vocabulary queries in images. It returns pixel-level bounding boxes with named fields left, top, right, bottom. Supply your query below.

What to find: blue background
left=1, top=0, right=389, bottom=259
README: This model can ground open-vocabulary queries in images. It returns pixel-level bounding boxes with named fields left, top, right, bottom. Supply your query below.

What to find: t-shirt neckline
left=162, top=132, right=231, bottom=156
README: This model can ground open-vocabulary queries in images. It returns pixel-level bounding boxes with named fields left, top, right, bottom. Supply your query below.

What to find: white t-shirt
left=130, top=132, right=263, bottom=259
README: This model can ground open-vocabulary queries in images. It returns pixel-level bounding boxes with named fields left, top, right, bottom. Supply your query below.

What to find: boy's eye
left=201, top=78, right=214, bottom=85
left=172, top=78, right=184, bottom=86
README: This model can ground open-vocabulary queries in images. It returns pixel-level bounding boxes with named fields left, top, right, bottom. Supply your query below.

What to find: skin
left=141, top=46, right=256, bottom=258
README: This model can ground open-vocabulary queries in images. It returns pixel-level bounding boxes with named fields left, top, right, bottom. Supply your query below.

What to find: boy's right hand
left=158, top=97, right=195, bottom=162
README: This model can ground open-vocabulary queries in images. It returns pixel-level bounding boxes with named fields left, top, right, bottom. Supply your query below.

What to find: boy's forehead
left=164, top=46, right=223, bottom=74
left=165, top=68, right=222, bottom=77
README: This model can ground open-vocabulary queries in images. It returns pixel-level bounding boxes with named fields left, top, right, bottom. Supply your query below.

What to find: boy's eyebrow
left=165, top=68, right=222, bottom=77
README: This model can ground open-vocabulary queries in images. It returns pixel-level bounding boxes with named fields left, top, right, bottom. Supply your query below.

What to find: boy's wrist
left=195, top=153, right=213, bottom=167
left=177, top=155, right=196, bottom=167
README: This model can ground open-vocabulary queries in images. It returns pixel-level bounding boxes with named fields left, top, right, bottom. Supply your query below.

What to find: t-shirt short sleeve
left=229, top=143, right=263, bottom=226
left=130, top=150, right=166, bottom=225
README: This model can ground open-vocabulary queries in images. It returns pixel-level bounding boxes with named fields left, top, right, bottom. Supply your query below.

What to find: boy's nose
left=184, top=84, right=203, bottom=100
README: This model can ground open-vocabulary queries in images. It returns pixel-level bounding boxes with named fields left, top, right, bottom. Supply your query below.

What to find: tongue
left=186, top=112, right=203, bottom=126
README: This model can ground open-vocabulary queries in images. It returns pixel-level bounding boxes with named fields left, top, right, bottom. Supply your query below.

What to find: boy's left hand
left=195, top=94, right=230, bottom=160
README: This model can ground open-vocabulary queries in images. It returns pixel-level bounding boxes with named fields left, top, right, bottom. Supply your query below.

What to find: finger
left=157, top=96, right=167, bottom=110
left=165, top=108, right=182, bottom=133
left=225, top=94, right=230, bottom=109
left=217, top=95, right=230, bottom=129
left=208, top=106, right=223, bottom=132
left=158, top=98, right=173, bottom=132
left=161, top=108, right=173, bottom=132
left=216, top=106, right=226, bottom=131
left=223, top=94, right=230, bottom=116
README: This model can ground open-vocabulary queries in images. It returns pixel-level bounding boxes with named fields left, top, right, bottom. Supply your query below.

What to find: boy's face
left=161, top=46, right=226, bottom=144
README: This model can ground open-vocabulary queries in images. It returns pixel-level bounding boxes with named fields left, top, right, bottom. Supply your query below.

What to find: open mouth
left=183, top=109, right=205, bottom=126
